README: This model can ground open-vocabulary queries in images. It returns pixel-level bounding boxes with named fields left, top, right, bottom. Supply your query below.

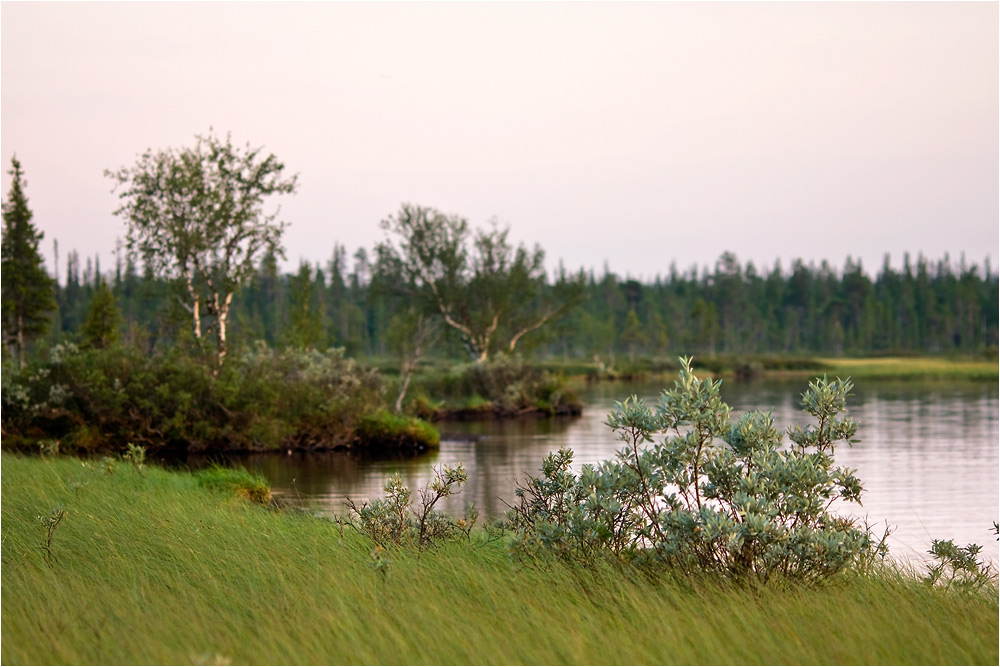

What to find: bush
left=344, top=464, right=476, bottom=549
left=0, top=342, right=392, bottom=453
left=408, top=356, right=582, bottom=417
left=1, top=342, right=216, bottom=451
left=226, top=343, right=385, bottom=450
left=924, top=537, right=997, bottom=592
left=506, top=357, right=874, bottom=582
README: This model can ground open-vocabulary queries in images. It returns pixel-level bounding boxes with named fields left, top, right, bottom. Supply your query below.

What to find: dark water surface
left=195, top=377, right=999, bottom=565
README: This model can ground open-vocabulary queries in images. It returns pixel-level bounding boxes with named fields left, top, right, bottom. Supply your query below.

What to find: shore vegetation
left=3, top=452, right=996, bottom=665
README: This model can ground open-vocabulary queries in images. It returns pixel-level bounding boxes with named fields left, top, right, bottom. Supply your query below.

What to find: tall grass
left=2, top=453, right=996, bottom=665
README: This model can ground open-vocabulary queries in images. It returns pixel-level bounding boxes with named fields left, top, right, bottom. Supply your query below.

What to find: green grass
left=2, top=453, right=996, bottom=665
left=353, top=410, right=441, bottom=450
left=193, top=464, right=274, bottom=504
left=817, top=356, right=998, bottom=380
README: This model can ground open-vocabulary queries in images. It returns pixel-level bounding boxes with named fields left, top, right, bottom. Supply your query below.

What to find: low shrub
left=924, top=537, right=997, bottom=592
left=1, top=342, right=217, bottom=452
left=506, top=357, right=875, bottom=582
left=408, top=356, right=582, bottom=417
left=344, top=464, right=477, bottom=549
left=0, top=342, right=393, bottom=453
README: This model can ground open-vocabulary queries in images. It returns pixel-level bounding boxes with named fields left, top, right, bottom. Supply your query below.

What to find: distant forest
left=51, top=246, right=998, bottom=361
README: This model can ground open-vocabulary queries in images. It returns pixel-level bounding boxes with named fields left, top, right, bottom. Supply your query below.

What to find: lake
left=195, top=376, right=999, bottom=565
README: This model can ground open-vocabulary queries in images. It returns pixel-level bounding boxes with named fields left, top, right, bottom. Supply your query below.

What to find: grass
left=353, top=410, right=441, bottom=451
left=193, top=464, right=274, bottom=504
left=817, top=356, right=998, bottom=380
left=2, top=453, right=997, bottom=665
left=542, top=354, right=998, bottom=382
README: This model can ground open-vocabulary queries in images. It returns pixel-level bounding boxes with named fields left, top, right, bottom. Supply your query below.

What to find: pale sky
left=2, top=1, right=997, bottom=281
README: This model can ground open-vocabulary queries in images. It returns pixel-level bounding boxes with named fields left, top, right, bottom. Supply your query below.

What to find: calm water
left=199, top=377, right=999, bottom=565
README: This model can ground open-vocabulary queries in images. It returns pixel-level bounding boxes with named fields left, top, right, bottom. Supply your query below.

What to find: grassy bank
left=2, top=454, right=996, bottom=665
left=538, top=354, right=998, bottom=382
left=816, top=356, right=998, bottom=381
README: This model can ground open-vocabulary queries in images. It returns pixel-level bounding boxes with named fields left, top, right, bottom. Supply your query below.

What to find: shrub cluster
left=505, top=357, right=875, bottom=581
left=1, top=342, right=437, bottom=454
left=408, top=356, right=582, bottom=418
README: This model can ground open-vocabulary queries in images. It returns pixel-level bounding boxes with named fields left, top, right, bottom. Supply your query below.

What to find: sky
left=2, top=1, right=997, bottom=282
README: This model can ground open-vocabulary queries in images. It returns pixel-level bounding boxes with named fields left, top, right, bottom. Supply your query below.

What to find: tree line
left=34, top=240, right=1000, bottom=365
left=4, top=133, right=998, bottom=373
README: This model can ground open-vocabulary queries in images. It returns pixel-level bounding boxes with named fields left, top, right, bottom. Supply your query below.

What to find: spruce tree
left=81, top=279, right=121, bottom=349
left=1, top=156, right=56, bottom=368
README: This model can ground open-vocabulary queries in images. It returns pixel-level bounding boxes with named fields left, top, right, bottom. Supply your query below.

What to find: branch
left=426, top=277, right=475, bottom=340
left=507, top=307, right=557, bottom=353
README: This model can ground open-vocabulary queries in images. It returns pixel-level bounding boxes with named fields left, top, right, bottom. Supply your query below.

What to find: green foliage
left=285, top=260, right=326, bottom=350
left=375, top=204, right=584, bottom=362
left=353, top=410, right=439, bottom=451
left=1, top=156, right=57, bottom=368
left=80, top=279, right=121, bottom=349
left=194, top=464, right=272, bottom=505
left=369, top=545, right=392, bottom=584
left=107, top=130, right=298, bottom=366
left=37, top=439, right=60, bottom=459
left=924, top=537, right=997, bottom=592
left=384, top=307, right=440, bottom=412
left=620, top=308, right=646, bottom=362
left=42, top=237, right=997, bottom=362
left=408, top=356, right=582, bottom=417
left=2, top=453, right=996, bottom=665
left=230, top=343, right=385, bottom=449
left=508, top=357, right=873, bottom=581
left=0, top=342, right=386, bottom=453
left=100, top=456, right=116, bottom=476
left=345, top=464, right=476, bottom=550
left=122, top=443, right=146, bottom=474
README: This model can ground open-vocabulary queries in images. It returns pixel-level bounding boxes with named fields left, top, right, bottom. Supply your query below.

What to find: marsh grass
left=817, top=356, right=998, bottom=380
left=2, top=453, right=996, bottom=665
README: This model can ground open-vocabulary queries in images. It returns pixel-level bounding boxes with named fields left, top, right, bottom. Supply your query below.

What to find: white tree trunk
left=215, top=292, right=234, bottom=367
left=183, top=269, right=202, bottom=339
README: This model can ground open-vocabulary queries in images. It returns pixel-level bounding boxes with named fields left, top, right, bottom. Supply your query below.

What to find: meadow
left=2, top=453, right=996, bottom=665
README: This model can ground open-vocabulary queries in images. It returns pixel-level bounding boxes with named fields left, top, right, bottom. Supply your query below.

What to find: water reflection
left=188, top=377, right=999, bottom=565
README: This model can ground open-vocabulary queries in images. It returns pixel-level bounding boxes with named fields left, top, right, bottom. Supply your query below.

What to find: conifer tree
left=620, top=308, right=646, bottom=363
left=286, top=261, right=325, bottom=350
left=81, top=279, right=121, bottom=349
left=1, top=156, right=56, bottom=368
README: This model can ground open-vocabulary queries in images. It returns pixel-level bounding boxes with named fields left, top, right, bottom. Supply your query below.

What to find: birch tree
left=107, top=131, right=296, bottom=367
left=375, top=204, right=583, bottom=362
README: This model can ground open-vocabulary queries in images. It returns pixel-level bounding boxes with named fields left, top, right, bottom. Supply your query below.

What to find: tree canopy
left=107, top=131, right=297, bottom=366
left=375, top=204, right=584, bottom=362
